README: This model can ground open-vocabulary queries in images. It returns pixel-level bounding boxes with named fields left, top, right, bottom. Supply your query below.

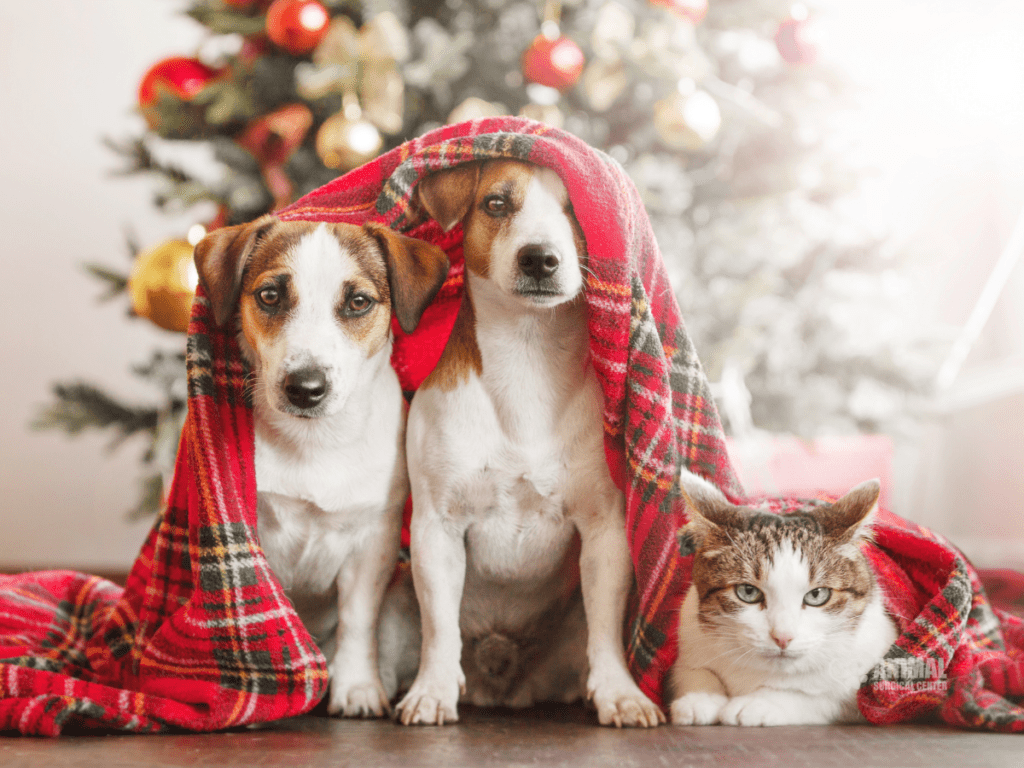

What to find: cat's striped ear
left=678, top=470, right=737, bottom=555
left=678, top=470, right=733, bottom=523
left=820, top=478, right=882, bottom=542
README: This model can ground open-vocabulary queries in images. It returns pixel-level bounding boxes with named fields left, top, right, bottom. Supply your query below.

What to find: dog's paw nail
left=396, top=688, right=458, bottom=726
left=594, top=688, right=665, bottom=729
left=329, top=680, right=391, bottom=719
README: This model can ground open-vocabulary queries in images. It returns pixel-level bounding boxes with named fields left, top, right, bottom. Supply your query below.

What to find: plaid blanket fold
left=2, top=118, right=1021, bottom=734
left=0, top=294, right=329, bottom=736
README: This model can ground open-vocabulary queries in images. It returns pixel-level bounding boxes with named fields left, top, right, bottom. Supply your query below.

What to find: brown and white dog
left=393, top=160, right=664, bottom=727
left=193, top=216, right=448, bottom=717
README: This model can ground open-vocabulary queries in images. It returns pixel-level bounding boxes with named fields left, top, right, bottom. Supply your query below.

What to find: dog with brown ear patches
left=393, top=160, right=665, bottom=728
left=193, top=215, right=449, bottom=718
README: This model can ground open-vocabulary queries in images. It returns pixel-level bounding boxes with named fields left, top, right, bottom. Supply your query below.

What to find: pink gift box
left=725, top=434, right=894, bottom=509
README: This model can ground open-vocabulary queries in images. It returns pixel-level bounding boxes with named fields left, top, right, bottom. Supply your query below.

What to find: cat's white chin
left=756, top=645, right=802, bottom=661
left=756, top=649, right=817, bottom=674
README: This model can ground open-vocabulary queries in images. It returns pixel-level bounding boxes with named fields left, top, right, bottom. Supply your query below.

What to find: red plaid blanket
left=2, top=118, right=1021, bottom=734
left=276, top=117, right=745, bottom=706
left=0, top=305, right=329, bottom=735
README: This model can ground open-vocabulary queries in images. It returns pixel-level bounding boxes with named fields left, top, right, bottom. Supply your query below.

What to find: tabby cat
left=669, top=472, right=897, bottom=726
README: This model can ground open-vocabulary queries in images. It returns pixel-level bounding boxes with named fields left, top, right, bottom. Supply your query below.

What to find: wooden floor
left=1, top=704, right=1020, bottom=768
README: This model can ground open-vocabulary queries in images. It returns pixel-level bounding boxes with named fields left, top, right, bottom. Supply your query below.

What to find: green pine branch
left=33, top=383, right=159, bottom=441
left=185, top=2, right=267, bottom=36
left=83, top=263, right=129, bottom=300
left=127, top=473, right=166, bottom=521
left=104, top=136, right=191, bottom=182
left=105, top=136, right=227, bottom=210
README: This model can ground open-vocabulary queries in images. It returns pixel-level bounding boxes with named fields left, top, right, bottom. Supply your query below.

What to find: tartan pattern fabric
left=283, top=118, right=1024, bottom=730
left=0, top=297, right=329, bottom=735
left=742, top=496, right=1024, bottom=731
left=278, top=117, right=746, bottom=706
left=860, top=508, right=1024, bottom=730
left=2, top=118, right=1021, bottom=734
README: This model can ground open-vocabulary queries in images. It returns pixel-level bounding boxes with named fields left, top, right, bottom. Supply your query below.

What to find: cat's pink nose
left=771, top=632, right=792, bottom=650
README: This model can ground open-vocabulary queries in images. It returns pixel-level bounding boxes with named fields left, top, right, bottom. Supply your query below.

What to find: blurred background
left=1, top=0, right=1022, bottom=573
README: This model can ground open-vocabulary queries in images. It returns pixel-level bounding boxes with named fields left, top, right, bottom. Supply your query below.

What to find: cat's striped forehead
left=698, top=508, right=830, bottom=563
left=691, top=508, right=874, bottom=616
left=696, top=513, right=814, bottom=584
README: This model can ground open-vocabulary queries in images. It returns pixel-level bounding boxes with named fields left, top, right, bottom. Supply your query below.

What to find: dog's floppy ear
left=364, top=222, right=450, bottom=334
left=193, top=215, right=277, bottom=327
left=415, top=164, right=480, bottom=231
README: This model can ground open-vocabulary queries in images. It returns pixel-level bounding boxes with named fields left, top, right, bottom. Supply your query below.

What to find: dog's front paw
left=670, top=692, right=727, bottom=725
left=395, top=673, right=464, bottom=726
left=589, top=677, right=665, bottom=728
left=719, top=694, right=791, bottom=727
left=327, top=677, right=391, bottom=719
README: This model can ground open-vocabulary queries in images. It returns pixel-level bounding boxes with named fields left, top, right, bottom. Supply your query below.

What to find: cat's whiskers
left=718, top=645, right=764, bottom=676
left=672, top=478, right=898, bottom=725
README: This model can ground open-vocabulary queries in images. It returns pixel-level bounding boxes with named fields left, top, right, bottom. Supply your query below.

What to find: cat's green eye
left=804, top=587, right=832, bottom=607
left=735, top=584, right=763, bottom=604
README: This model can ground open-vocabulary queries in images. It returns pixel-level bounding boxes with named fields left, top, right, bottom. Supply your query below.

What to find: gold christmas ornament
left=360, top=60, right=405, bottom=135
left=128, top=239, right=199, bottom=333
left=297, top=12, right=407, bottom=137
left=358, top=12, right=411, bottom=63
left=591, top=2, right=635, bottom=60
left=448, top=97, right=506, bottom=124
left=519, top=102, right=564, bottom=129
left=314, top=16, right=361, bottom=70
left=316, top=96, right=384, bottom=171
left=583, top=58, right=628, bottom=112
left=654, top=86, right=721, bottom=151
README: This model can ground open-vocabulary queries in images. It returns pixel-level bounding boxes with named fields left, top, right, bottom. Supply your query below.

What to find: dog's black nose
left=284, top=367, right=328, bottom=409
left=517, top=244, right=559, bottom=280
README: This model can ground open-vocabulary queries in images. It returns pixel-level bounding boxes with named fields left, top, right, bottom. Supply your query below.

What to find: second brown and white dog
left=393, top=160, right=664, bottom=727
left=194, top=216, right=448, bottom=717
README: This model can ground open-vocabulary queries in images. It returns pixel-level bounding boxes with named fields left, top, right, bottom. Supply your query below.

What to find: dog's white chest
left=252, top=390, right=405, bottom=597
left=255, top=436, right=397, bottom=518
left=257, top=491, right=359, bottom=592
left=463, top=427, right=566, bottom=512
left=417, top=359, right=608, bottom=585
left=460, top=436, right=577, bottom=580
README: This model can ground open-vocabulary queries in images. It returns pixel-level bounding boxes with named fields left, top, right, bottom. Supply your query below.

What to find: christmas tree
left=35, top=0, right=936, bottom=516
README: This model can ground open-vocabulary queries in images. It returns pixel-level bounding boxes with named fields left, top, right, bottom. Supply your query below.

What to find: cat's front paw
left=720, top=694, right=795, bottom=726
left=670, top=692, right=727, bottom=725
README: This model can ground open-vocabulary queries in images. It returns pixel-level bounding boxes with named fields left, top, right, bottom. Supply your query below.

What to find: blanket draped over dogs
left=1, top=118, right=1021, bottom=735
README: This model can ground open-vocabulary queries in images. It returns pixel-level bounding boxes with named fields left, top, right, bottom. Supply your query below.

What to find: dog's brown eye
left=257, top=286, right=280, bottom=307
left=345, top=293, right=374, bottom=315
left=483, top=195, right=508, bottom=216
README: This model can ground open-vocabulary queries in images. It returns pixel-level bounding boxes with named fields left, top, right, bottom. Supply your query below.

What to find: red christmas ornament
left=239, top=34, right=272, bottom=66
left=650, top=0, right=708, bottom=24
left=237, top=104, right=314, bottom=209
left=265, top=0, right=331, bottom=56
left=521, top=34, right=585, bottom=92
left=138, top=57, right=220, bottom=108
left=206, top=206, right=230, bottom=233
left=775, top=18, right=818, bottom=64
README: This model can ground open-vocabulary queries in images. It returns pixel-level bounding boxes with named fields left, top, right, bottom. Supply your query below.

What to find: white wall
left=897, top=150, right=1024, bottom=571
left=821, top=0, right=1024, bottom=569
left=0, top=1, right=203, bottom=570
